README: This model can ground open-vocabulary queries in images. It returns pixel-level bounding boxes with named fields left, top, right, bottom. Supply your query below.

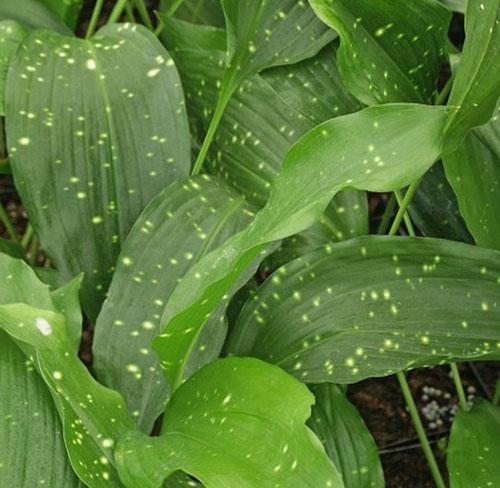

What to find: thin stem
left=154, top=20, right=164, bottom=37
left=397, top=372, right=446, bottom=488
left=377, top=194, right=396, bottom=234
left=0, top=202, right=19, bottom=243
left=435, top=76, right=453, bottom=106
left=21, top=223, right=34, bottom=250
left=27, top=235, right=39, bottom=265
left=85, top=0, right=105, bottom=39
left=493, top=379, right=500, bottom=406
left=166, top=0, right=185, bottom=16
left=125, top=1, right=136, bottom=22
left=450, top=363, right=468, bottom=411
left=134, top=0, right=154, bottom=30
left=108, top=0, right=129, bottom=24
left=388, top=178, right=422, bottom=236
left=394, top=189, right=416, bottom=236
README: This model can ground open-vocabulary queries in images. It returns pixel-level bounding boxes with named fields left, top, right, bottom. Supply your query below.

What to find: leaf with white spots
left=309, top=0, right=451, bottom=105
left=308, top=384, right=384, bottom=488
left=115, top=357, right=343, bottom=488
left=93, top=175, right=255, bottom=433
left=39, top=0, right=83, bottom=30
left=6, top=23, right=191, bottom=319
left=447, top=399, right=500, bottom=488
left=152, top=103, right=449, bottom=391
left=227, top=236, right=500, bottom=383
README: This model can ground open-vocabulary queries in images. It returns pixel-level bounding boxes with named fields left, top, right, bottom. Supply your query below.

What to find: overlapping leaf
left=93, top=176, right=254, bottom=433
left=309, top=0, right=451, bottom=105
left=447, top=399, right=500, bottom=487
left=227, top=236, right=500, bottom=383
left=40, top=0, right=82, bottom=30
left=115, top=358, right=343, bottom=488
left=152, top=104, right=449, bottom=390
left=6, top=24, right=191, bottom=319
left=160, top=0, right=225, bottom=26
left=308, top=384, right=384, bottom=488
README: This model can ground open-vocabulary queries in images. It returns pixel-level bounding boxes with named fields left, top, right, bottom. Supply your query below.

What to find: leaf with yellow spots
left=309, top=0, right=451, bottom=105
left=447, top=399, right=500, bottom=488
left=153, top=103, right=449, bottom=391
left=115, top=357, right=343, bottom=488
left=308, top=384, right=384, bottom=488
left=6, top=23, right=191, bottom=319
left=227, top=236, right=500, bottom=383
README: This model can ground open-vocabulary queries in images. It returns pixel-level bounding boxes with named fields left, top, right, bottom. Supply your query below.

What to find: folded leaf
left=93, top=176, right=254, bottom=432
left=227, top=236, right=500, bottom=382
left=447, top=399, right=500, bottom=488
left=309, top=0, right=451, bottom=105
left=6, top=24, right=191, bottom=319
left=115, top=358, right=343, bottom=488
left=152, top=104, right=449, bottom=390
left=308, top=384, right=384, bottom=488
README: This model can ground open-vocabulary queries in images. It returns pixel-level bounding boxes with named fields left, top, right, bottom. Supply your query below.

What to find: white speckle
left=147, top=68, right=160, bottom=78
left=36, top=318, right=52, bottom=336
left=18, top=137, right=31, bottom=146
left=86, top=59, right=96, bottom=70
left=101, top=438, right=113, bottom=448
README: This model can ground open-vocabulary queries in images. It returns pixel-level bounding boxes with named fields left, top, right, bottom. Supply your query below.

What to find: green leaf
left=308, top=384, right=384, bottom=488
left=0, top=236, right=24, bottom=258
left=443, top=0, right=500, bottom=150
left=0, top=21, right=28, bottom=115
left=438, top=0, right=466, bottom=13
left=6, top=24, right=191, bottom=319
left=115, top=357, right=343, bottom=488
left=227, top=236, right=500, bottom=383
left=152, top=104, right=449, bottom=390
left=309, top=0, right=451, bottom=105
left=39, top=0, right=83, bottom=30
left=448, top=399, right=500, bottom=488
left=160, top=0, right=225, bottom=26
left=93, top=176, right=254, bottom=433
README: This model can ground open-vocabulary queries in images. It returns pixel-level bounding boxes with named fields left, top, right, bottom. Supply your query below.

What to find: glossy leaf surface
left=116, top=358, right=343, bottom=488
left=6, top=24, right=191, bottom=318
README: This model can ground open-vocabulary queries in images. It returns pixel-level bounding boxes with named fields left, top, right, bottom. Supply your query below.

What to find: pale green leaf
left=93, top=175, right=254, bottom=433
left=115, top=358, right=343, bottom=488
left=438, top=0, right=466, bottom=13
left=227, top=236, right=500, bottom=383
left=308, top=384, right=384, bottom=488
left=448, top=399, right=500, bottom=488
left=309, top=0, right=451, bottom=105
left=152, top=104, right=448, bottom=390
left=6, top=24, right=191, bottom=319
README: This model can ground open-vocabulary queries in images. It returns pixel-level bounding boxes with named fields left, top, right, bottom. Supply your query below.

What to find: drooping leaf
left=6, top=24, right=191, bottom=319
left=160, top=0, right=225, bottom=26
left=309, top=0, right=451, bottom=105
left=227, top=236, right=500, bottom=383
left=0, top=21, right=28, bottom=115
left=308, top=384, right=384, bottom=488
left=39, top=0, right=83, bottom=30
left=93, top=175, right=254, bottom=433
left=115, top=358, right=343, bottom=488
left=152, top=104, right=449, bottom=390
left=443, top=0, right=500, bottom=150
left=447, top=399, right=500, bottom=488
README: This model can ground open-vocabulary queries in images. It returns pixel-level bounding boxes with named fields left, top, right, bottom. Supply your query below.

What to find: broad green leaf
left=0, top=21, right=28, bottom=115
left=115, top=358, right=343, bottom=488
left=152, top=104, right=449, bottom=390
left=6, top=24, right=191, bottom=319
left=308, top=384, right=384, bottom=488
left=93, top=175, right=254, bottom=433
left=409, top=162, right=473, bottom=243
left=0, top=0, right=71, bottom=33
left=443, top=106, right=500, bottom=249
left=0, top=253, right=79, bottom=487
left=160, top=0, right=225, bottom=26
left=438, top=0, right=466, bottom=13
left=309, top=0, right=451, bottom=104
left=0, top=237, right=24, bottom=258
left=448, top=399, right=500, bottom=488
left=40, top=0, right=83, bottom=30
left=443, top=0, right=500, bottom=150
left=227, top=236, right=500, bottom=383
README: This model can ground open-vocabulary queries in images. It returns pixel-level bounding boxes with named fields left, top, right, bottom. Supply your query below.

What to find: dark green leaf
left=308, top=384, right=384, bottom=488
left=448, top=399, right=500, bottom=487
left=152, top=104, right=448, bottom=390
left=6, top=24, right=191, bottom=319
left=93, top=176, right=254, bottom=432
left=309, top=0, right=451, bottom=105
left=115, top=358, right=343, bottom=488
left=227, top=236, right=500, bottom=383
left=160, top=0, right=225, bottom=26
left=0, top=237, right=24, bottom=258
left=39, top=0, right=83, bottom=30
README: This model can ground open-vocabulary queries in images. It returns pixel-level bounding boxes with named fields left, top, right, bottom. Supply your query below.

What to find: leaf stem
left=108, top=0, right=129, bottom=24
left=377, top=193, right=396, bottom=234
left=21, top=223, right=34, bottom=250
left=493, top=379, right=500, bottom=406
left=450, top=363, right=468, bottom=411
left=85, top=0, right=105, bottom=39
left=0, top=202, right=19, bottom=244
left=394, top=189, right=416, bottom=236
left=125, top=1, right=136, bottom=22
left=388, top=178, right=421, bottom=236
left=397, top=372, right=446, bottom=488
left=166, top=0, right=185, bottom=16
left=435, top=76, right=453, bottom=106
left=133, top=0, right=154, bottom=30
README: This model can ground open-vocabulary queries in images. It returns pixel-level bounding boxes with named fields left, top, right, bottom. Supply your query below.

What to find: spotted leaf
left=115, top=358, right=343, bottom=488
left=309, top=0, right=451, bottom=105
left=6, top=24, right=191, bottom=319
left=447, top=399, right=500, bottom=488
left=308, top=384, right=384, bottom=488
left=227, top=236, right=500, bottom=383
left=152, top=104, right=449, bottom=390
left=92, top=175, right=255, bottom=433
